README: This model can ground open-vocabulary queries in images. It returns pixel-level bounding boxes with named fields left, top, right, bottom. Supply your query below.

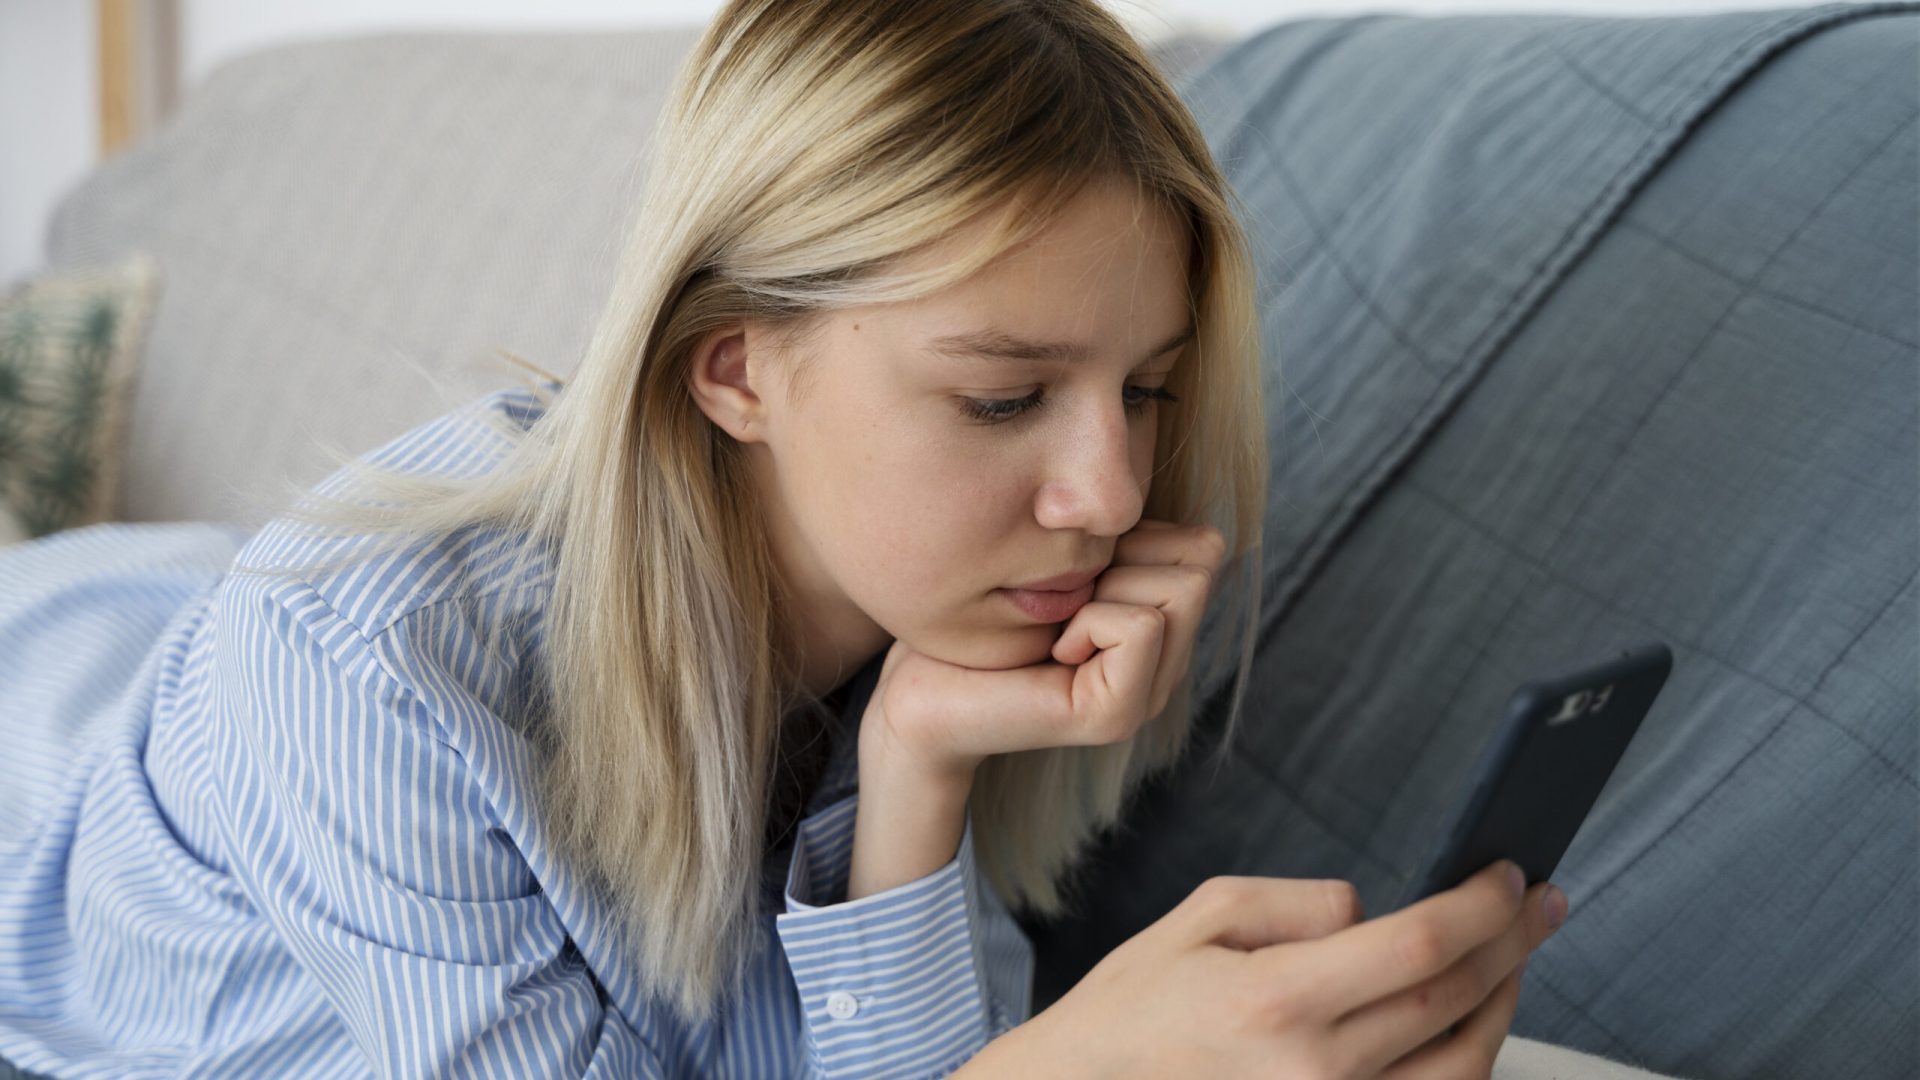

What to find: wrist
left=845, top=758, right=974, bottom=902
left=857, top=703, right=981, bottom=792
left=956, top=1013, right=1078, bottom=1078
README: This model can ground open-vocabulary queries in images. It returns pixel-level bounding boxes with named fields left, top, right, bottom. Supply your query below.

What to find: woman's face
left=690, top=176, right=1192, bottom=694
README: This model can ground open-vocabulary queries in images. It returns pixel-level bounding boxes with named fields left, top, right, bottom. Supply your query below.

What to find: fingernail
left=1544, top=885, right=1569, bottom=930
left=1504, top=860, right=1525, bottom=899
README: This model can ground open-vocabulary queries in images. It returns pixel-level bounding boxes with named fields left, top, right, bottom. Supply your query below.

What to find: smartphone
left=1393, top=641, right=1674, bottom=913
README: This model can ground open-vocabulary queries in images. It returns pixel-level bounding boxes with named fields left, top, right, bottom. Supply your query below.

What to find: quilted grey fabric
left=1023, top=5, right=1918, bottom=1080
left=44, top=28, right=1227, bottom=528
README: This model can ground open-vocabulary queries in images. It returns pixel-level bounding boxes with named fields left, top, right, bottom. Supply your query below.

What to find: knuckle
left=1130, top=604, right=1167, bottom=636
left=1248, top=978, right=1311, bottom=1030
left=1182, top=563, right=1216, bottom=604
left=1187, top=875, right=1246, bottom=918
left=1183, top=876, right=1251, bottom=930
left=1322, top=880, right=1363, bottom=926
left=1195, top=524, right=1228, bottom=563
left=1393, top=920, right=1449, bottom=976
left=1201, top=875, right=1254, bottom=909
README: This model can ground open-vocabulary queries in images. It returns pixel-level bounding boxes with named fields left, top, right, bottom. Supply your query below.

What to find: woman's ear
left=687, top=325, right=768, bottom=444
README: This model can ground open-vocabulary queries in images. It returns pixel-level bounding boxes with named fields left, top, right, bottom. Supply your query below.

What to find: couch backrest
left=1029, top=6, right=1917, bottom=1079
left=47, top=27, right=1231, bottom=526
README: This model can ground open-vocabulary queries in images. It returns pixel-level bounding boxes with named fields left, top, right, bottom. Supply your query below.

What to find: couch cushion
left=0, top=253, right=158, bottom=538
left=1025, top=5, right=1918, bottom=1079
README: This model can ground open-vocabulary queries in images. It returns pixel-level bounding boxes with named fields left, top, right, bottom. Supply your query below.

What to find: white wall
left=180, top=0, right=723, bottom=87
left=171, top=0, right=1819, bottom=86
left=3, top=0, right=1824, bottom=290
left=1, top=0, right=98, bottom=292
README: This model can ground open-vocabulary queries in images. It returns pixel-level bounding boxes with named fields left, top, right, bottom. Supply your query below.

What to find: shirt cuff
left=774, top=791, right=993, bottom=1078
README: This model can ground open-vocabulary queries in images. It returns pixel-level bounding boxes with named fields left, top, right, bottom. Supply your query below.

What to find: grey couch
left=42, top=5, right=1917, bottom=1079
left=1026, top=6, right=1919, bottom=1080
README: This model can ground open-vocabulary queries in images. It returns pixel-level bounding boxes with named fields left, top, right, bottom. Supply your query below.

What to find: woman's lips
left=996, top=581, right=1096, bottom=622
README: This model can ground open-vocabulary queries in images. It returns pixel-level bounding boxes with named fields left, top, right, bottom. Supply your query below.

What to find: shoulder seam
left=266, top=577, right=468, bottom=756
left=363, top=559, right=554, bottom=642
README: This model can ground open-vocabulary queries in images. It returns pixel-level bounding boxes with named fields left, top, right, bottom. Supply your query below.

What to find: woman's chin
left=910, top=622, right=1066, bottom=672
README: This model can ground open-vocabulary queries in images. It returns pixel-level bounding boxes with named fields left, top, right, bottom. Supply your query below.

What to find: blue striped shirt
left=0, top=386, right=1033, bottom=1078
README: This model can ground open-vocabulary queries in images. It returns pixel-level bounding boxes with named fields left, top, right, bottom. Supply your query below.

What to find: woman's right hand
left=985, top=858, right=1568, bottom=1079
left=858, top=519, right=1225, bottom=788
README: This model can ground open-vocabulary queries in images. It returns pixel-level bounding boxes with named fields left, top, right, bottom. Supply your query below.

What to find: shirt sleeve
left=206, top=577, right=671, bottom=1078
left=774, top=790, right=1034, bottom=1078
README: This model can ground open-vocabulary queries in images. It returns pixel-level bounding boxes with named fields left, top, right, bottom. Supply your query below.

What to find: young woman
left=0, top=1, right=1567, bottom=1076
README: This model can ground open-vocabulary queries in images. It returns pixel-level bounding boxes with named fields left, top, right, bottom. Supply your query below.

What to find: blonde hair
left=231, top=0, right=1270, bottom=1023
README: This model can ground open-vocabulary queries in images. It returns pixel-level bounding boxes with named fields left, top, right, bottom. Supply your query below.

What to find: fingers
left=1376, top=959, right=1526, bottom=1080
left=1088, top=520, right=1227, bottom=718
left=1083, top=563, right=1211, bottom=718
left=1162, top=875, right=1366, bottom=953
left=869, top=518, right=1225, bottom=774
left=867, top=648, right=1064, bottom=772
left=1462, top=957, right=1528, bottom=1051
left=1327, top=880, right=1559, bottom=1076
left=883, top=601, right=1161, bottom=764
left=1047, top=600, right=1165, bottom=743
left=1110, top=520, right=1228, bottom=604
left=1249, top=860, right=1526, bottom=1023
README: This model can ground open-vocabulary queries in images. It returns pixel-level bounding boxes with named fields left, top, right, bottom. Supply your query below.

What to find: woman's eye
left=957, top=385, right=1179, bottom=425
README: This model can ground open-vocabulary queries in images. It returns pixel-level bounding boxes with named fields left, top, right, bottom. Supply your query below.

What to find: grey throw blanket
left=1020, top=6, right=1920, bottom=1080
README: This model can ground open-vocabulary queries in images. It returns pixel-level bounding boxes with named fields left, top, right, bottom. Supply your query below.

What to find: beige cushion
left=0, top=253, right=157, bottom=537
left=1498, top=1034, right=1695, bottom=1080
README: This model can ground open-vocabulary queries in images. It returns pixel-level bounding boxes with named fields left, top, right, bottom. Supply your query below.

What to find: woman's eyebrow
left=923, top=323, right=1195, bottom=365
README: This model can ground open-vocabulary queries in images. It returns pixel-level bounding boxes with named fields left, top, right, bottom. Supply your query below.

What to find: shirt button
left=826, top=991, right=859, bottom=1020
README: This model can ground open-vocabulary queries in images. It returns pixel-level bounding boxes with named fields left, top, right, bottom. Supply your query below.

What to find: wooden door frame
left=96, top=0, right=179, bottom=156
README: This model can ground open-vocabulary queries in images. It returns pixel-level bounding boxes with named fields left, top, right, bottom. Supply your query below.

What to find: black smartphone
left=1394, top=641, right=1674, bottom=912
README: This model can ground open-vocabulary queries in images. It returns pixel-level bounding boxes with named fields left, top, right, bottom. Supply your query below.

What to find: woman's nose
left=1033, top=399, right=1146, bottom=536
